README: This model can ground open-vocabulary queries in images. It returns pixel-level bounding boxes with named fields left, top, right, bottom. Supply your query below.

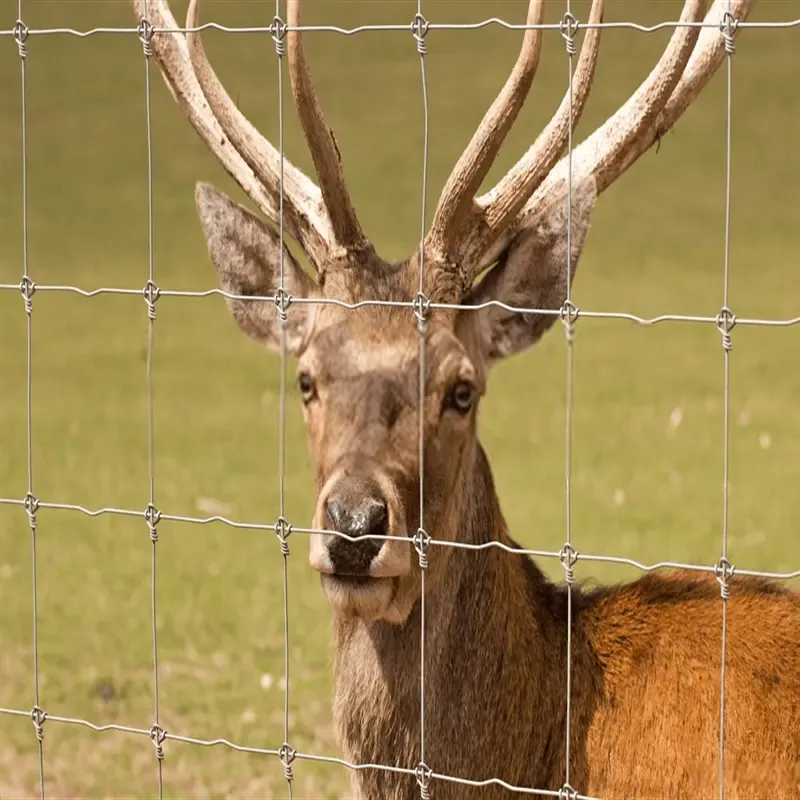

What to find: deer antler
left=453, top=0, right=755, bottom=279
left=131, top=0, right=370, bottom=270
left=286, top=0, right=370, bottom=258
left=425, top=0, right=606, bottom=271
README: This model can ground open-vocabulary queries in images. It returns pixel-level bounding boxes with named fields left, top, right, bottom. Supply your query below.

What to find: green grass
left=1, top=0, right=799, bottom=797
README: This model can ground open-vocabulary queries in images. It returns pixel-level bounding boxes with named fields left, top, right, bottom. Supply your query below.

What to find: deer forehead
left=300, top=311, right=474, bottom=388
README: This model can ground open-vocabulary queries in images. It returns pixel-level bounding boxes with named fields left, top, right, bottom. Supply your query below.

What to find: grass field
left=1, top=0, right=799, bottom=797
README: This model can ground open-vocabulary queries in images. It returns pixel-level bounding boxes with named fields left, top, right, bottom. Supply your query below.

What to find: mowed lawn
left=1, top=1, right=798, bottom=797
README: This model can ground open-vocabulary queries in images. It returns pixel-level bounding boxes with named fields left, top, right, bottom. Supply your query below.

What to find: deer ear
left=464, top=176, right=597, bottom=364
left=195, top=182, right=316, bottom=355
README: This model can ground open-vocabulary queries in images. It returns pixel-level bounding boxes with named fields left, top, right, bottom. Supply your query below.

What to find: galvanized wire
left=2, top=18, right=800, bottom=38
left=413, top=3, right=431, bottom=796
left=717, top=3, right=737, bottom=797
left=273, top=3, right=295, bottom=797
left=14, top=0, right=45, bottom=795
left=560, top=4, right=577, bottom=792
left=2, top=4, right=799, bottom=799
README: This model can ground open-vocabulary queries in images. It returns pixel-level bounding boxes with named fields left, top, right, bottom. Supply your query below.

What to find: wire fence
left=1, top=1, right=799, bottom=799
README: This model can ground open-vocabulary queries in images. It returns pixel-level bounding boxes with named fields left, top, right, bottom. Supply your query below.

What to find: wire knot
left=413, top=291, right=431, bottom=333
left=143, top=280, right=160, bottom=321
left=137, top=18, right=154, bottom=58
left=274, top=516, right=292, bottom=556
left=413, top=528, right=430, bottom=569
left=560, top=299, right=579, bottom=343
left=273, top=287, right=292, bottom=323
left=559, top=542, right=578, bottom=585
left=19, top=276, right=36, bottom=315
left=716, top=306, right=736, bottom=352
left=30, top=706, right=46, bottom=742
left=558, top=783, right=578, bottom=800
left=13, top=20, right=29, bottom=59
left=145, top=503, right=161, bottom=543
left=719, top=11, right=738, bottom=55
left=279, top=742, right=296, bottom=783
left=415, top=762, right=432, bottom=799
left=149, top=724, right=167, bottom=760
left=270, top=16, right=287, bottom=57
left=559, top=12, right=579, bottom=56
left=411, top=14, right=429, bottom=56
left=23, top=491, right=40, bottom=533
left=714, top=557, right=735, bottom=601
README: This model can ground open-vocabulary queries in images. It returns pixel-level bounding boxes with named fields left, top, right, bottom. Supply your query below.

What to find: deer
left=132, top=0, right=800, bottom=796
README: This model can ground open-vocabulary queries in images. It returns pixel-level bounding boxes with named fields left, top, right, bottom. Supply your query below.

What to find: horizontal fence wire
left=2, top=18, right=800, bottom=37
left=2, top=3, right=799, bottom=799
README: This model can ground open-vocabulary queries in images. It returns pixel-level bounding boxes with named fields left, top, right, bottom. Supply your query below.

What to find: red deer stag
left=132, top=0, right=799, bottom=796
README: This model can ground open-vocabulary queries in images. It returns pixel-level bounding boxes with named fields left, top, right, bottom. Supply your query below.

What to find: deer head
left=133, top=0, right=752, bottom=623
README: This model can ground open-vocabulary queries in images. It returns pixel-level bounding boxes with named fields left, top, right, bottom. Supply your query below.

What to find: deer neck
left=329, top=441, right=575, bottom=790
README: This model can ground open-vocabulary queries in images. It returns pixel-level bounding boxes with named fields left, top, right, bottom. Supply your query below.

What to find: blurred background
left=1, top=1, right=798, bottom=797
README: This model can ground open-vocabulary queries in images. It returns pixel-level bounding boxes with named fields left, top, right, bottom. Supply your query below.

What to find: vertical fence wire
left=717, top=1, right=736, bottom=797
left=413, top=3, right=431, bottom=797
left=560, top=1, right=577, bottom=792
left=15, top=0, right=45, bottom=796
left=273, top=3, right=294, bottom=797
left=139, top=1, right=164, bottom=795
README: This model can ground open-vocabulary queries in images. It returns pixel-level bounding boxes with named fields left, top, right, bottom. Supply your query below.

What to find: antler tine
left=615, top=0, right=756, bottom=176
left=130, top=0, right=331, bottom=269
left=479, top=0, right=712, bottom=273
left=425, top=0, right=546, bottom=261
left=130, top=0, right=332, bottom=264
left=465, top=0, right=605, bottom=264
left=286, top=0, right=371, bottom=259
left=523, top=0, right=708, bottom=224
left=184, top=0, right=330, bottom=268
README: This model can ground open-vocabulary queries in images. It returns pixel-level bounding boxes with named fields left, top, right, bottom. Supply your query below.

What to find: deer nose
left=325, top=495, right=387, bottom=575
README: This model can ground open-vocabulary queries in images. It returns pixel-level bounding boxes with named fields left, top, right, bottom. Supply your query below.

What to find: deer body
left=133, top=0, right=800, bottom=796
left=333, top=444, right=800, bottom=799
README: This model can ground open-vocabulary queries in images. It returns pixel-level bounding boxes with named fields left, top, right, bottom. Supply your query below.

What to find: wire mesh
left=2, top=2, right=799, bottom=799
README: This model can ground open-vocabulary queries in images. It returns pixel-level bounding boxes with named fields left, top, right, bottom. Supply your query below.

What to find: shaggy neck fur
left=330, top=442, right=604, bottom=799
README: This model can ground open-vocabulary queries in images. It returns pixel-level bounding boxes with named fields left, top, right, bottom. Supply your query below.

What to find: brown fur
left=193, top=182, right=799, bottom=798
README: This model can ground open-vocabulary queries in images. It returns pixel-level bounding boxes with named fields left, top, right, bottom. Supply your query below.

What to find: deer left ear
left=463, top=177, right=598, bottom=364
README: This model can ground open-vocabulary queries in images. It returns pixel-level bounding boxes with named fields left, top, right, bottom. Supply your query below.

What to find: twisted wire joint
left=411, top=13, right=429, bottom=56
left=23, top=492, right=39, bottom=533
left=558, top=783, right=578, bottom=800
left=560, top=12, right=579, bottom=56
left=19, top=276, right=36, bottom=315
left=270, top=15, right=287, bottom=57
left=559, top=542, right=578, bottom=585
left=13, top=19, right=29, bottom=59
left=413, top=291, right=431, bottom=333
left=415, top=762, right=432, bottom=799
left=716, top=306, right=736, bottom=352
left=274, top=287, right=292, bottom=324
left=143, top=280, right=160, bottom=321
left=274, top=516, right=292, bottom=557
left=560, top=299, right=579, bottom=343
left=715, top=556, right=735, bottom=601
left=279, top=742, right=296, bottom=783
left=720, top=11, right=739, bottom=55
left=30, top=705, right=46, bottom=742
left=137, top=18, right=154, bottom=58
left=413, top=528, right=431, bottom=569
left=149, top=724, right=167, bottom=760
left=144, top=503, right=161, bottom=543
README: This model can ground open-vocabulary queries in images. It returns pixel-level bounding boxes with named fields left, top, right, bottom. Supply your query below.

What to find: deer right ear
left=195, top=182, right=317, bottom=355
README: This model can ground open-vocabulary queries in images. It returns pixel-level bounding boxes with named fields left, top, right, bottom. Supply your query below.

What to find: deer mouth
left=319, top=573, right=396, bottom=618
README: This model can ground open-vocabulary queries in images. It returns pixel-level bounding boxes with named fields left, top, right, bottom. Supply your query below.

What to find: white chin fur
left=320, top=575, right=396, bottom=620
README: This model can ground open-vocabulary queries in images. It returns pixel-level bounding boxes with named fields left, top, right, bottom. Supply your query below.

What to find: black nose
left=325, top=495, right=387, bottom=575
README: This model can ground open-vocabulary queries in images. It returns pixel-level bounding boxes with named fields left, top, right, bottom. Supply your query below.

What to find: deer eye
left=447, top=380, right=476, bottom=414
left=297, top=371, right=316, bottom=403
